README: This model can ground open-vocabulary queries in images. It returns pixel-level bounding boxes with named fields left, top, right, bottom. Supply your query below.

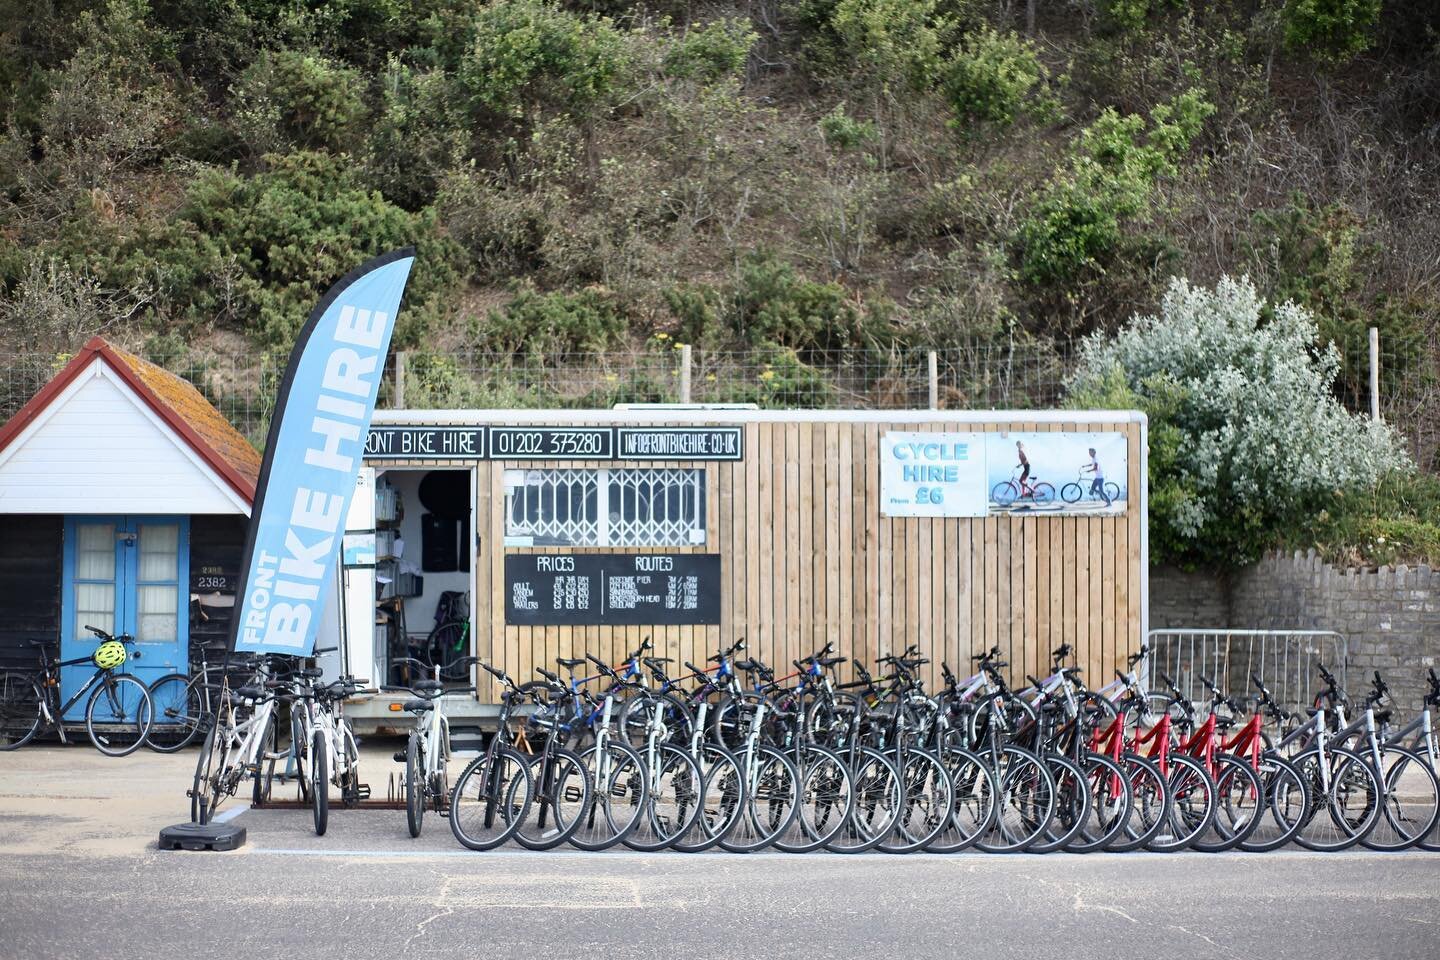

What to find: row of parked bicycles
left=438, top=638, right=1440, bottom=855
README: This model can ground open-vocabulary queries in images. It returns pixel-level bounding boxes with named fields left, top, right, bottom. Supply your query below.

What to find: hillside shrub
left=476, top=286, right=631, bottom=356
left=941, top=27, right=1047, bottom=129
left=1066, top=275, right=1407, bottom=566
left=231, top=50, right=367, bottom=154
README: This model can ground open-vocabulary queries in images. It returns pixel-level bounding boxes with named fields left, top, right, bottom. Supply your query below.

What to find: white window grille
left=504, top=468, right=706, bottom=547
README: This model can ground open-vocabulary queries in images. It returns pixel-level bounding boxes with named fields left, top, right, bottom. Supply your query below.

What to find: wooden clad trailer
left=350, top=409, right=1146, bottom=721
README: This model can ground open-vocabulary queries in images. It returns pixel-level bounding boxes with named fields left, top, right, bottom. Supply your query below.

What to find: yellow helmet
left=93, top=639, right=127, bottom=670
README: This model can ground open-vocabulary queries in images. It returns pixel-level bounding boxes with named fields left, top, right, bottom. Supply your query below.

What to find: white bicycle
left=189, top=655, right=292, bottom=824
left=383, top=656, right=478, bottom=837
left=291, top=669, right=372, bottom=835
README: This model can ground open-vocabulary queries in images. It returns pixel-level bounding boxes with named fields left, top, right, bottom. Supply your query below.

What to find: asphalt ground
left=1, top=743, right=1437, bottom=960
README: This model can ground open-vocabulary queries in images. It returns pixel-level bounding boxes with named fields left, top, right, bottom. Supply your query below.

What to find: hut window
left=504, top=468, right=706, bottom=547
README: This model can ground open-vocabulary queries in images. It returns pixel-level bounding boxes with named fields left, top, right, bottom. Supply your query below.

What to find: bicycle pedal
left=356, top=785, right=371, bottom=800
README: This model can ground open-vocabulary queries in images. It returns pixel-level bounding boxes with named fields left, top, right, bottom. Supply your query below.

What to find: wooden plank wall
left=372, top=416, right=1144, bottom=699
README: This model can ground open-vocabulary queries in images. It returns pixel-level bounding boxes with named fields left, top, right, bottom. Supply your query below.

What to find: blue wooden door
left=62, top=516, right=188, bottom=718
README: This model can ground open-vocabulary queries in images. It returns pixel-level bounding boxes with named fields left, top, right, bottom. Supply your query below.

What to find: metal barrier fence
left=1145, top=629, right=1349, bottom=715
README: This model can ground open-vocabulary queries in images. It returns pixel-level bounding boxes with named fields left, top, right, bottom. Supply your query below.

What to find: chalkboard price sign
left=504, top=554, right=721, bottom=626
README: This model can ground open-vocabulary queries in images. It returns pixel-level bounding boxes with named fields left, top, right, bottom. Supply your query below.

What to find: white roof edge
left=372, top=408, right=1147, bottom=425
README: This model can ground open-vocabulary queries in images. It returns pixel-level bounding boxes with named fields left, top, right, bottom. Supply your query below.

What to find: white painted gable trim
left=0, top=358, right=251, bottom=515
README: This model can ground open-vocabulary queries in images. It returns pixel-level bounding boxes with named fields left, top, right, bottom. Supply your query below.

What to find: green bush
left=662, top=19, right=756, bottom=84
left=231, top=50, right=367, bottom=155
left=363, top=61, right=469, bottom=210
left=455, top=0, right=626, bottom=121
left=1308, top=471, right=1440, bottom=567
left=731, top=252, right=890, bottom=355
left=155, top=151, right=463, bottom=345
left=830, top=0, right=950, bottom=91
left=941, top=27, right=1047, bottom=129
left=1282, top=0, right=1382, bottom=64
left=476, top=286, right=631, bottom=356
left=1017, top=89, right=1213, bottom=287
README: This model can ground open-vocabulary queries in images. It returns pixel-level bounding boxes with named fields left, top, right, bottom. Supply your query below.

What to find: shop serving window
left=504, top=468, right=706, bottom=547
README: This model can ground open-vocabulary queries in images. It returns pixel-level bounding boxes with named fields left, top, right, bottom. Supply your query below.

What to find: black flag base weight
left=158, top=820, right=247, bottom=851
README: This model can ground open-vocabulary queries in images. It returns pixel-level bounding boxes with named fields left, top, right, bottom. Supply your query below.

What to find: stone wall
left=1151, top=552, right=1440, bottom=717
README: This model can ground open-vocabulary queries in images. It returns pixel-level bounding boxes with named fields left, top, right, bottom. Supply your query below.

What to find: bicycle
left=382, top=656, right=479, bottom=838
left=189, top=655, right=293, bottom=824
left=1059, top=472, right=1120, bottom=505
left=990, top=469, right=1055, bottom=508
left=510, top=668, right=595, bottom=851
left=449, top=663, right=535, bottom=851
left=0, top=626, right=153, bottom=756
left=292, top=672, right=371, bottom=835
left=145, top=640, right=238, bottom=753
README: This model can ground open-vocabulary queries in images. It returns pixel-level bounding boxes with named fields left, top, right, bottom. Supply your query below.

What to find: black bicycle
left=0, top=626, right=153, bottom=756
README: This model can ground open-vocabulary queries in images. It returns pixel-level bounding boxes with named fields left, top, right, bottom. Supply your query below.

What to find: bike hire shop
left=339, top=408, right=1148, bottom=729
left=0, top=338, right=256, bottom=708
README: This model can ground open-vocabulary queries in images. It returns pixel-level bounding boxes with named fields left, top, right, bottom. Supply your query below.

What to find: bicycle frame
left=36, top=658, right=134, bottom=737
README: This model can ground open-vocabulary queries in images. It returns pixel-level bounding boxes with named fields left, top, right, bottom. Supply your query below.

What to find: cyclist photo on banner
left=986, top=431, right=1128, bottom=515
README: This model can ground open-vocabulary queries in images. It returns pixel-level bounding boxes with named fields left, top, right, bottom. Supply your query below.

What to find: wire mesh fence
left=1, top=332, right=1434, bottom=468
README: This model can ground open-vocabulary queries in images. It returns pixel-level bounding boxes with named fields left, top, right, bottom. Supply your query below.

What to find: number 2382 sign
left=880, top=432, right=988, bottom=517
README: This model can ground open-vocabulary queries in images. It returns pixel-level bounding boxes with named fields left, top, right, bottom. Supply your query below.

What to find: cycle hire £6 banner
left=230, top=249, right=416, bottom=654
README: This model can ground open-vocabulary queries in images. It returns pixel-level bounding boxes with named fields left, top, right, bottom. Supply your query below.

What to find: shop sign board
left=364, top=425, right=743, bottom=462
left=505, top=554, right=722, bottom=625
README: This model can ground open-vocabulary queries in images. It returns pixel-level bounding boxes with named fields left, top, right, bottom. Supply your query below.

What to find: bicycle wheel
left=975, top=745, right=1057, bottom=853
left=877, top=747, right=954, bottom=853
left=719, top=743, right=801, bottom=853
left=1292, top=746, right=1382, bottom=851
left=450, top=747, right=533, bottom=850
left=990, top=481, right=1017, bottom=508
left=1104, top=482, right=1121, bottom=501
left=0, top=673, right=44, bottom=750
left=965, top=695, right=1037, bottom=749
left=1029, top=753, right=1091, bottom=854
left=251, top=711, right=278, bottom=805
left=1068, top=752, right=1134, bottom=854
left=929, top=744, right=998, bottom=853
left=625, top=743, right=705, bottom=851
left=1031, top=482, right=1056, bottom=505
left=571, top=739, right=649, bottom=851
left=406, top=731, right=425, bottom=838
left=1363, top=746, right=1440, bottom=851
left=1107, top=752, right=1170, bottom=852
left=311, top=729, right=329, bottom=835
left=1146, top=753, right=1216, bottom=851
left=85, top=673, right=152, bottom=757
left=671, top=744, right=748, bottom=853
left=619, top=691, right=694, bottom=747
left=825, top=746, right=902, bottom=853
left=1060, top=482, right=1082, bottom=503
left=1192, top=754, right=1264, bottom=852
left=804, top=691, right=862, bottom=748
left=190, top=717, right=225, bottom=824
left=1236, top=752, right=1309, bottom=852
left=772, top=744, right=855, bottom=853
left=144, top=674, right=204, bottom=752
left=512, top=748, right=592, bottom=851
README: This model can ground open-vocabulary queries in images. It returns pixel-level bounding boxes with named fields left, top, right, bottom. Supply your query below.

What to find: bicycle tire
left=85, top=673, right=152, bottom=757
left=511, top=748, right=593, bottom=851
left=974, top=745, right=1057, bottom=853
left=406, top=731, right=425, bottom=837
left=1060, top=482, right=1082, bottom=503
left=1104, top=481, right=1121, bottom=501
left=877, top=747, right=954, bottom=853
left=0, top=672, right=44, bottom=750
left=825, top=746, right=903, bottom=853
left=1031, top=482, right=1056, bottom=505
left=1068, top=751, right=1134, bottom=854
left=450, top=747, right=533, bottom=851
left=803, top=691, right=862, bottom=748
left=1145, top=753, right=1217, bottom=851
left=619, top=690, right=694, bottom=747
left=990, top=481, right=1017, bottom=508
left=1362, top=745, right=1440, bottom=851
left=1104, top=752, right=1169, bottom=852
left=1237, top=752, right=1310, bottom=852
left=1028, top=753, right=1091, bottom=854
left=1192, top=753, right=1264, bottom=853
left=312, top=728, right=328, bottom=835
left=928, top=744, right=998, bottom=853
left=190, top=717, right=223, bottom=824
left=251, top=712, right=277, bottom=805
left=144, top=673, right=204, bottom=753
left=718, top=743, right=801, bottom=853
left=1292, top=745, right=1382, bottom=852
left=571, top=739, right=650, bottom=851
left=671, top=743, right=748, bottom=853
left=625, top=742, right=705, bottom=851
left=772, top=743, right=855, bottom=853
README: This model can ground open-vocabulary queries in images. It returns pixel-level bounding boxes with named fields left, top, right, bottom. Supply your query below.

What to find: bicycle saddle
left=403, top=699, right=434, bottom=713
left=556, top=657, right=586, bottom=669
left=1373, top=708, right=1393, bottom=724
left=818, top=656, right=847, bottom=667
left=414, top=679, right=444, bottom=694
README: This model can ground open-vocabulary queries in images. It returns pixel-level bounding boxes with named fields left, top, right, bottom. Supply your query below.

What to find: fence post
left=1368, top=326, right=1380, bottom=422
left=680, top=344, right=692, bottom=404
left=394, top=350, right=408, bottom=410
left=927, top=351, right=938, bottom=410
